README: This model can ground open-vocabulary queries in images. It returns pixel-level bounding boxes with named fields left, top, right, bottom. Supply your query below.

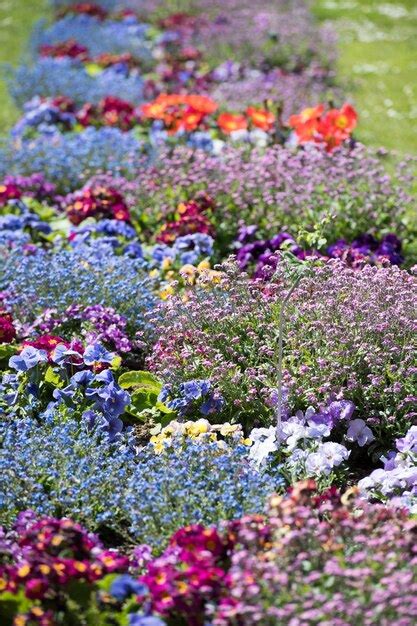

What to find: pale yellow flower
left=220, top=423, right=240, bottom=436
left=159, top=284, right=175, bottom=299
left=161, top=257, right=173, bottom=271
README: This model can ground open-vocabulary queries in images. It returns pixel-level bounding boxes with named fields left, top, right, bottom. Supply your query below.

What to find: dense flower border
left=0, top=1, right=416, bottom=625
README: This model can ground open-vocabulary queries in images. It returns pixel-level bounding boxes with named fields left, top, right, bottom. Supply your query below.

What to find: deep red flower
left=24, top=578, right=49, bottom=600
left=23, top=335, right=67, bottom=359
left=0, top=182, right=22, bottom=205
left=52, top=96, right=76, bottom=113
left=64, top=185, right=131, bottom=225
left=39, top=39, right=90, bottom=62
left=156, top=195, right=215, bottom=243
left=76, top=96, right=139, bottom=131
left=0, top=316, right=16, bottom=344
left=58, top=2, right=108, bottom=20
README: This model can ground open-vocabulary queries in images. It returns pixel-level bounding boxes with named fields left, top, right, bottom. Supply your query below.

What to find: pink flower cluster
left=135, top=481, right=417, bottom=626
left=141, top=525, right=231, bottom=625
left=0, top=512, right=128, bottom=604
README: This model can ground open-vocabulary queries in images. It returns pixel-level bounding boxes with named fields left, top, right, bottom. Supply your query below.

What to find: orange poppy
left=246, top=107, right=275, bottom=131
left=287, top=104, right=324, bottom=128
left=295, top=118, right=319, bottom=142
left=217, top=112, right=248, bottom=134
left=322, top=103, right=358, bottom=136
left=181, top=109, right=205, bottom=132
left=184, top=94, right=218, bottom=115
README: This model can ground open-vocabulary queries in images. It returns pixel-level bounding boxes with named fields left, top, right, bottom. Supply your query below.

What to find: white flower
left=305, top=452, right=326, bottom=476
left=248, top=426, right=277, bottom=467
left=279, top=421, right=307, bottom=450
left=305, top=442, right=349, bottom=478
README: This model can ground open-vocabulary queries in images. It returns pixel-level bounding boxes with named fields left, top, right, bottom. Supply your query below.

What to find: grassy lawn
left=0, top=0, right=47, bottom=133
left=314, top=0, right=417, bottom=154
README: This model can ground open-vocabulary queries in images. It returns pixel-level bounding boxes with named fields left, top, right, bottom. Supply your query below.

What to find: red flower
left=246, top=106, right=275, bottom=131
left=0, top=182, right=22, bottom=206
left=39, top=39, right=90, bottom=62
left=58, top=3, right=108, bottom=20
left=0, top=316, right=16, bottom=344
left=217, top=112, right=248, bottom=134
left=64, top=185, right=131, bottom=225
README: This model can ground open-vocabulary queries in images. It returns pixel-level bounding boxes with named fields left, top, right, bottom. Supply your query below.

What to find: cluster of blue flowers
left=0, top=126, right=145, bottom=191
left=11, top=96, right=77, bottom=140
left=0, top=410, right=282, bottom=548
left=8, top=58, right=144, bottom=108
left=32, top=14, right=152, bottom=60
left=0, top=199, right=51, bottom=246
left=152, top=233, right=214, bottom=266
left=70, top=218, right=144, bottom=258
left=0, top=243, right=156, bottom=330
left=125, top=439, right=282, bottom=550
left=0, top=410, right=134, bottom=529
left=159, top=379, right=225, bottom=418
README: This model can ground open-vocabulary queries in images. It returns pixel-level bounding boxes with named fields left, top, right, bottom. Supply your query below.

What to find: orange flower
left=322, top=103, right=358, bottom=136
left=184, top=94, right=218, bottom=115
left=295, top=118, right=319, bottom=142
left=246, top=107, right=275, bottom=131
left=287, top=104, right=324, bottom=128
left=287, top=102, right=358, bottom=152
left=217, top=112, right=248, bottom=134
left=140, top=100, right=167, bottom=120
left=316, top=122, right=345, bottom=152
left=141, top=94, right=218, bottom=135
left=181, top=109, right=205, bottom=132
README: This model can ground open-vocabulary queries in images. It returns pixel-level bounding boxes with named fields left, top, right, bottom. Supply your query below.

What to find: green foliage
left=119, top=370, right=174, bottom=421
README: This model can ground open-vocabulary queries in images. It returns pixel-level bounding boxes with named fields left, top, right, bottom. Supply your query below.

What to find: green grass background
left=0, top=0, right=415, bottom=154
left=314, top=0, right=417, bottom=153
left=0, top=0, right=47, bottom=131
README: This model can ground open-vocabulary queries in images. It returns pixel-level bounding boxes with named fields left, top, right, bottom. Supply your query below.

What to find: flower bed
left=0, top=1, right=416, bottom=625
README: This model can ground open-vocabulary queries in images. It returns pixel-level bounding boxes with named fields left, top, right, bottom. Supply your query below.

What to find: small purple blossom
left=346, top=419, right=375, bottom=447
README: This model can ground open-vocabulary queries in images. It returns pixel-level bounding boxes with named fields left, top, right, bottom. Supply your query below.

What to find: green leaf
left=66, top=579, right=94, bottom=610
left=131, top=390, right=159, bottom=412
left=0, top=591, right=31, bottom=624
left=44, top=366, right=62, bottom=386
left=0, top=344, right=16, bottom=362
left=118, top=371, right=162, bottom=394
left=50, top=217, right=71, bottom=233
left=96, top=573, right=118, bottom=593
